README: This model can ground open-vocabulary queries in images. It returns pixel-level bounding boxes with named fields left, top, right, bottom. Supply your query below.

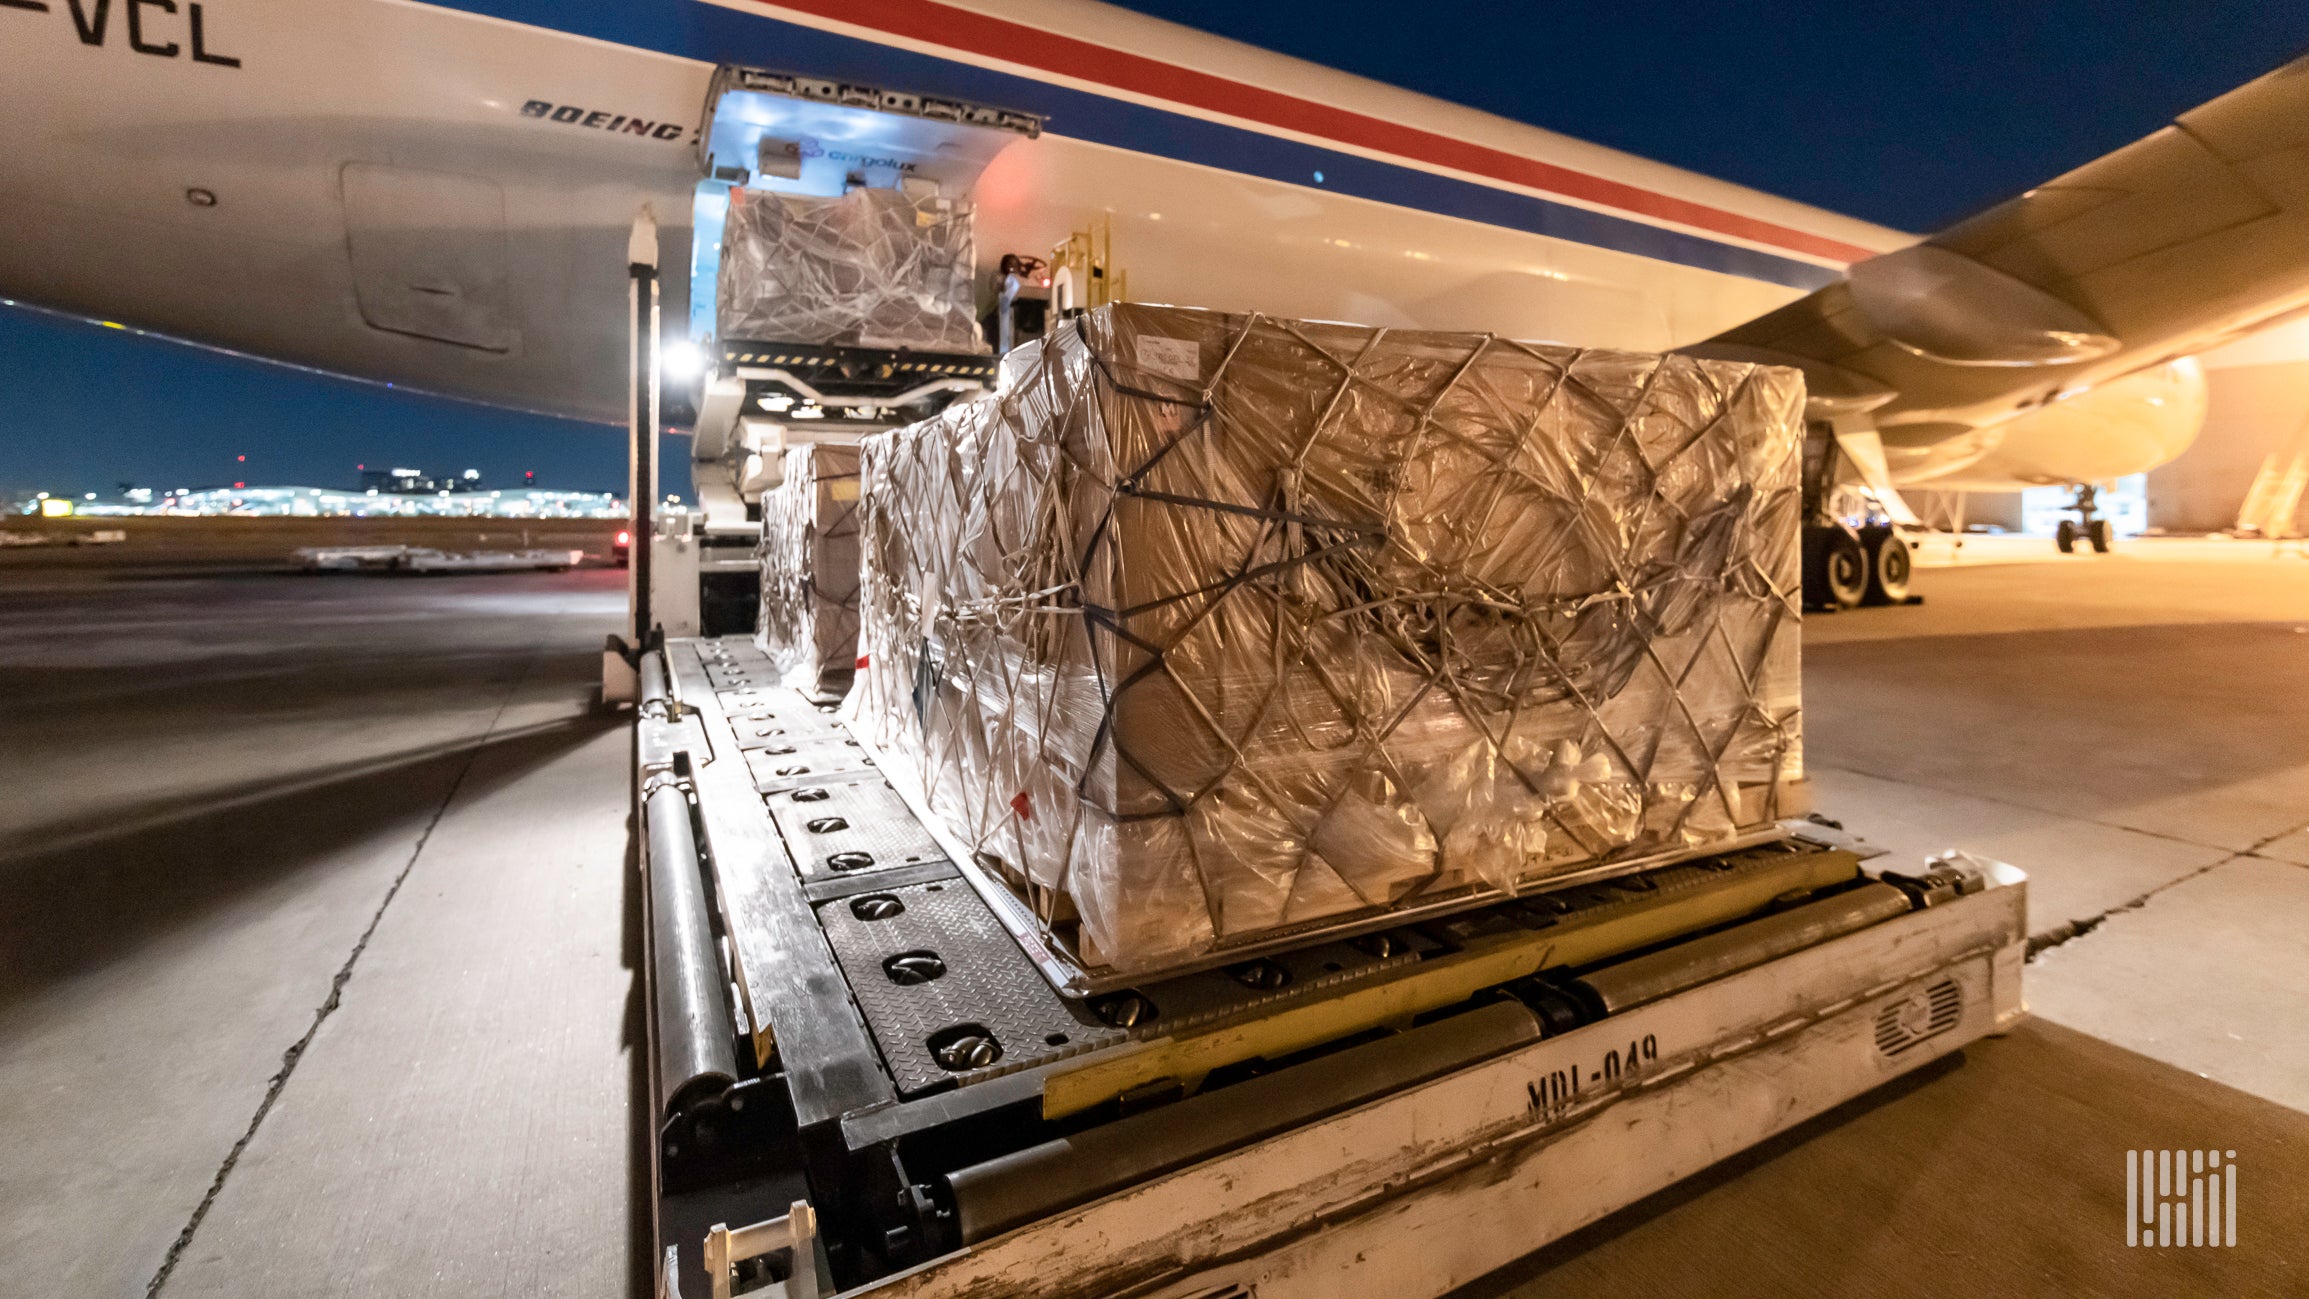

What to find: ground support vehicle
left=635, top=637, right=2027, bottom=1299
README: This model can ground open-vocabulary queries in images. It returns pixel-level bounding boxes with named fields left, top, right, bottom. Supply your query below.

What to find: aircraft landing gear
left=1798, top=423, right=1921, bottom=611
left=1859, top=524, right=1912, bottom=604
left=2054, top=485, right=2114, bottom=554
left=1804, top=523, right=1869, bottom=610
left=1805, top=523, right=1914, bottom=610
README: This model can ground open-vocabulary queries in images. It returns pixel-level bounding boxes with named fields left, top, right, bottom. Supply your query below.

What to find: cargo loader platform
left=637, top=636, right=2027, bottom=1299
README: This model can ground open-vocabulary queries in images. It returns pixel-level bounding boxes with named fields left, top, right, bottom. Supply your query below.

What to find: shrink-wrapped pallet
left=855, top=304, right=1805, bottom=974
left=757, top=443, right=863, bottom=697
left=717, top=186, right=984, bottom=354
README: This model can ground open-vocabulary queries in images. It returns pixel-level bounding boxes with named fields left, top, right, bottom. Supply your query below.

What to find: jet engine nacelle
left=1883, top=357, right=2208, bottom=490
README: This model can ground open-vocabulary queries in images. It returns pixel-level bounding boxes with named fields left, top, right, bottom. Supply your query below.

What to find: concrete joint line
left=142, top=656, right=537, bottom=1298
left=1812, top=761, right=2242, bottom=856
left=2024, top=816, right=2309, bottom=961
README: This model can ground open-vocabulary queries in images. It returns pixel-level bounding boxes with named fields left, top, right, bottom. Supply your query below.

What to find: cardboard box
left=757, top=443, right=863, bottom=697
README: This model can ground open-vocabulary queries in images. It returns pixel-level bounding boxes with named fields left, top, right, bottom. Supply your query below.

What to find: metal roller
left=646, top=781, right=739, bottom=1118
left=1573, top=881, right=1913, bottom=1016
left=639, top=651, right=672, bottom=719
left=943, top=999, right=1542, bottom=1246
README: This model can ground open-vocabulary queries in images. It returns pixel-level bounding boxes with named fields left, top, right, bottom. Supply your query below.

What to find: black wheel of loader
left=1862, top=527, right=1912, bottom=605
left=2055, top=519, right=2079, bottom=553
left=2087, top=518, right=2113, bottom=553
left=1804, top=524, right=1869, bottom=610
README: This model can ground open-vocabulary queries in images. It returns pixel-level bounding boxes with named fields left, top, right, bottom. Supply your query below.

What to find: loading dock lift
left=635, top=637, right=2026, bottom=1299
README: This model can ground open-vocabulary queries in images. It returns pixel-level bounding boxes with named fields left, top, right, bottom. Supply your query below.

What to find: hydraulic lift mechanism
left=625, top=65, right=2030, bottom=1299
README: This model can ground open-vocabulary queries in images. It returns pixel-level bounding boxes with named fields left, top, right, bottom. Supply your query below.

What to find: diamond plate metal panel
left=767, top=777, right=947, bottom=880
left=818, top=879, right=1124, bottom=1096
left=728, top=708, right=844, bottom=752
left=804, top=859, right=961, bottom=905
left=704, top=660, right=774, bottom=692
left=697, top=640, right=778, bottom=692
left=744, top=731, right=866, bottom=765
left=745, top=737, right=877, bottom=791
left=718, top=686, right=845, bottom=728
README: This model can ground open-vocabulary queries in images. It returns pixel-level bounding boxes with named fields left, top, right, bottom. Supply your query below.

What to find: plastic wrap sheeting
left=757, top=443, right=864, bottom=697
left=717, top=186, right=985, bottom=354
left=856, top=303, right=1805, bottom=974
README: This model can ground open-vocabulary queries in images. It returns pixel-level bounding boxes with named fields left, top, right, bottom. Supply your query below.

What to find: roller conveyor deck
left=637, top=636, right=2028, bottom=1299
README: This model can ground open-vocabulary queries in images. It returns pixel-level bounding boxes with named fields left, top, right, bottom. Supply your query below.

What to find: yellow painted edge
left=1041, top=849, right=1858, bottom=1119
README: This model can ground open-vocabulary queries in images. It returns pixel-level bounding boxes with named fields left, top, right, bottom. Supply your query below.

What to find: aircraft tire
left=2056, top=519, right=2079, bottom=553
left=1804, top=524, right=1869, bottom=611
left=2087, top=519, right=2113, bottom=553
left=1862, top=528, right=1912, bottom=605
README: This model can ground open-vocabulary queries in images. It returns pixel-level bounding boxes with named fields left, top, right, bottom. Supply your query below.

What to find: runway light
left=41, top=497, right=72, bottom=517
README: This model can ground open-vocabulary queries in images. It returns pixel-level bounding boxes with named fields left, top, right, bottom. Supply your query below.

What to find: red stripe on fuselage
left=748, top=0, right=1879, bottom=265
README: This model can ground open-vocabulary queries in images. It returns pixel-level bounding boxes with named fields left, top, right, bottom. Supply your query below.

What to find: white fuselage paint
left=0, top=0, right=2191, bottom=490
left=968, top=139, right=1809, bottom=351
left=0, top=0, right=707, bottom=422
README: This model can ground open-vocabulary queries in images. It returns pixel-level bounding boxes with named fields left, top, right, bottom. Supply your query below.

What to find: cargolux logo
left=2127, top=1148, right=2236, bottom=1247
left=780, top=139, right=917, bottom=173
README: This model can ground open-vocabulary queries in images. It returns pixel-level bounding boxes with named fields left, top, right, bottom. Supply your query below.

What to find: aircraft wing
left=1701, top=53, right=2309, bottom=450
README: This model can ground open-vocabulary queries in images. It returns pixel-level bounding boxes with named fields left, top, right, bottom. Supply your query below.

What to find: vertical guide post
left=629, top=210, right=661, bottom=646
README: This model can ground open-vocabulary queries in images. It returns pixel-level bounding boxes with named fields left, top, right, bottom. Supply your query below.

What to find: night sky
left=0, top=305, right=630, bottom=500
left=1106, top=0, right=2309, bottom=232
left=7, top=2, right=2307, bottom=499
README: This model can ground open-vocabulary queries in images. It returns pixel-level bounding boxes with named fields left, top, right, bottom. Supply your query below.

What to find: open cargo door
left=687, top=67, right=1040, bottom=466
left=668, top=67, right=1041, bottom=639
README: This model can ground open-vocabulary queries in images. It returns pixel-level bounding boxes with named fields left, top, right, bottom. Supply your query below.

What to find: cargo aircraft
left=7, top=0, right=2309, bottom=605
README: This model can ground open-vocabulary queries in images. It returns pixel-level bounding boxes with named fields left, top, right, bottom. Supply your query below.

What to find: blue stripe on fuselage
left=440, top=0, right=1843, bottom=291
